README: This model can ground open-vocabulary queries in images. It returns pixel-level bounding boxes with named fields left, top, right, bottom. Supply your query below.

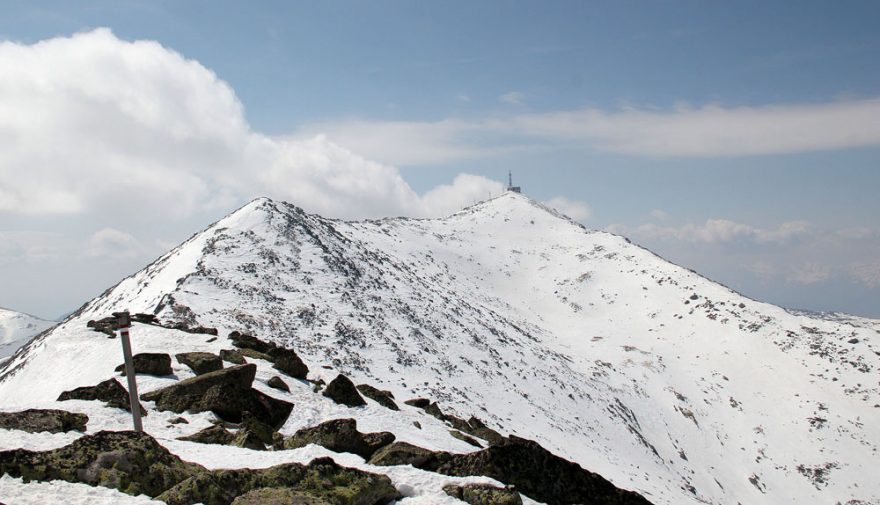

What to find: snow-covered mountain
left=1, top=192, right=878, bottom=504
left=0, top=308, right=55, bottom=362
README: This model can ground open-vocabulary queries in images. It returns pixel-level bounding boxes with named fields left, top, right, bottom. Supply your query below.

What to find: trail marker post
left=113, top=310, right=143, bottom=432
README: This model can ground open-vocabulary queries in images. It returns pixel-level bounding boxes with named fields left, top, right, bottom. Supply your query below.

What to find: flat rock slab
left=58, top=378, right=147, bottom=416
left=176, top=352, right=223, bottom=375
left=141, top=364, right=293, bottom=429
left=0, top=409, right=88, bottom=434
left=115, top=352, right=173, bottom=376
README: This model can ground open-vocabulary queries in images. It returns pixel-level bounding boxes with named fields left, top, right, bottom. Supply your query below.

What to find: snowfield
left=0, top=308, right=55, bottom=362
left=1, top=192, right=878, bottom=504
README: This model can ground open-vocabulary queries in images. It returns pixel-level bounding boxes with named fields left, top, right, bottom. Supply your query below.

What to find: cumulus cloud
left=786, top=262, right=831, bottom=285
left=299, top=98, right=880, bottom=164
left=543, top=196, right=591, bottom=221
left=86, top=228, right=142, bottom=259
left=0, top=29, right=502, bottom=221
left=850, top=262, right=880, bottom=289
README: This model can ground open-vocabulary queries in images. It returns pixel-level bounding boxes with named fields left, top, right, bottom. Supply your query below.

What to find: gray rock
left=283, top=418, right=394, bottom=459
left=58, top=378, right=147, bottom=416
left=115, top=352, right=173, bottom=376
left=0, top=409, right=88, bottom=433
left=176, top=352, right=223, bottom=375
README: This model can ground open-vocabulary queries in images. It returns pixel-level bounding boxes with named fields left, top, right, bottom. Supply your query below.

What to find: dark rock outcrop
left=403, top=398, right=431, bottom=409
left=0, top=409, right=88, bottom=433
left=443, top=483, right=523, bottom=505
left=176, top=352, right=223, bottom=375
left=356, top=384, right=399, bottom=410
left=450, top=430, right=483, bottom=448
left=87, top=317, right=118, bottom=336
left=268, top=348, right=308, bottom=379
left=370, top=435, right=654, bottom=505
left=228, top=331, right=309, bottom=379
left=58, top=378, right=147, bottom=416
left=179, top=425, right=236, bottom=445
left=0, top=431, right=400, bottom=505
left=115, top=353, right=173, bottom=376
left=283, top=418, right=394, bottom=459
left=231, top=488, right=330, bottom=504
left=266, top=376, right=290, bottom=392
left=321, top=375, right=366, bottom=407
left=220, top=349, right=246, bottom=365
left=141, top=364, right=292, bottom=429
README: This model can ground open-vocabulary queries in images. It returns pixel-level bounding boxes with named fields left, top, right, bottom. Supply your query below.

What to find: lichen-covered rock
left=0, top=430, right=201, bottom=497
left=443, top=483, right=523, bottom=505
left=266, top=376, right=290, bottom=392
left=322, top=374, right=366, bottom=407
left=268, top=347, right=309, bottom=379
left=0, top=409, right=88, bottom=433
left=231, top=487, right=331, bottom=504
left=115, top=352, right=173, bottom=376
left=176, top=352, right=223, bottom=375
left=140, top=364, right=292, bottom=429
left=157, top=457, right=401, bottom=505
left=178, top=425, right=235, bottom=445
left=368, top=441, right=439, bottom=467
left=220, top=349, right=246, bottom=365
left=237, top=348, right=273, bottom=361
left=356, top=384, right=399, bottom=410
left=58, top=378, right=147, bottom=416
left=283, top=418, right=394, bottom=459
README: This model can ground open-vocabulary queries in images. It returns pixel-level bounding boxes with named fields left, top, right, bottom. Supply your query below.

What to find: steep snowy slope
left=1, top=193, right=878, bottom=505
left=0, top=308, right=55, bottom=361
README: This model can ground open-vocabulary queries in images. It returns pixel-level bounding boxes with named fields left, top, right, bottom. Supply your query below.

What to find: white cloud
left=0, top=29, right=501, bottom=221
left=607, top=219, right=811, bottom=245
left=850, top=262, right=880, bottom=289
left=649, top=209, right=669, bottom=221
left=786, top=262, right=831, bottom=285
left=298, top=98, right=880, bottom=164
left=500, top=91, right=526, bottom=105
left=86, top=228, right=142, bottom=259
left=543, top=196, right=591, bottom=221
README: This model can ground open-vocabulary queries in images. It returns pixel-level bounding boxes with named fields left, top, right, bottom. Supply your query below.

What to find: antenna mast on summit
left=506, top=171, right=521, bottom=193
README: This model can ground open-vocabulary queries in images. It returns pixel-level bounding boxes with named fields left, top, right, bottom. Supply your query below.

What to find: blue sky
left=1, top=1, right=879, bottom=318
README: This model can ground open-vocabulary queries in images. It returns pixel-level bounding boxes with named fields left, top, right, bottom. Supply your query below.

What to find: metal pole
left=114, top=311, right=143, bottom=432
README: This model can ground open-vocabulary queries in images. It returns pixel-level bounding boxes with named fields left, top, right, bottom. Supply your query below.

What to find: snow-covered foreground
left=0, top=308, right=55, bottom=361
left=1, top=192, right=878, bottom=504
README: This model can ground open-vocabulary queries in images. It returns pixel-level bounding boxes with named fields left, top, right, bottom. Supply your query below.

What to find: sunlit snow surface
left=1, top=193, right=878, bottom=505
left=0, top=308, right=55, bottom=361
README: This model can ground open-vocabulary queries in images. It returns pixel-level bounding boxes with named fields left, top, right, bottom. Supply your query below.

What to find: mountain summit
left=1, top=192, right=878, bottom=504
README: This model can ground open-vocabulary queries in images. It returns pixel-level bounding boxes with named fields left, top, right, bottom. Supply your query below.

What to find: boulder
left=443, top=483, right=523, bottom=505
left=157, top=457, right=401, bottom=505
left=141, top=364, right=292, bottom=429
left=466, top=417, right=505, bottom=445
left=58, top=378, right=147, bottom=416
left=0, top=409, right=88, bottom=433
left=283, top=418, right=394, bottom=459
left=368, top=441, right=440, bottom=467
left=228, top=331, right=274, bottom=354
left=0, top=430, right=201, bottom=497
left=115, top=353, right=173, bottom=376
left=356, top=384, right=399, bottom=410
left=220, top=349, right=246, bottom=365
left=231, top=488, right=330, bottom=505
left=266, top=376, right=290, bottom=392
left=268, top=347, right=309, bottom=379
left=403, top=398, right=430, bottom=409
left=321, top=374, right=366, bottom=407
left=179, top=425, right=236, bottom=445
left=238, top=348, right=273, bottom=361
left=176, top=352, right=223, bottom=375
left=450, top=430, right=483, bottom=448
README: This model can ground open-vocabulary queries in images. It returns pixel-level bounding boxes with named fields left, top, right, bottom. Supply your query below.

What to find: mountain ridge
left=1, top=192, right=878, bottom=504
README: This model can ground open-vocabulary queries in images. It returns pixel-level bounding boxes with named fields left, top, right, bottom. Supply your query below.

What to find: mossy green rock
left=0, top=409, right=88, bottom=434
left=157, top=457, right=401, bottom=505
left=283, top=418, right=394, bottom=459
left=231, top=487, right=331, bottom=504
left=0, top=430, right=201, bottom=497
left=443, top=483, right=523, bottom=505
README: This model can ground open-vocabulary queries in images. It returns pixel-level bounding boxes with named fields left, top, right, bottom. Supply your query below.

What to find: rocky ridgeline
left=0, top=325, right=654, bottom=504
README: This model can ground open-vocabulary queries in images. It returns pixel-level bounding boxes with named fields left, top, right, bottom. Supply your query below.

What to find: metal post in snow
left=113, top=310, right=143, bottom=433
